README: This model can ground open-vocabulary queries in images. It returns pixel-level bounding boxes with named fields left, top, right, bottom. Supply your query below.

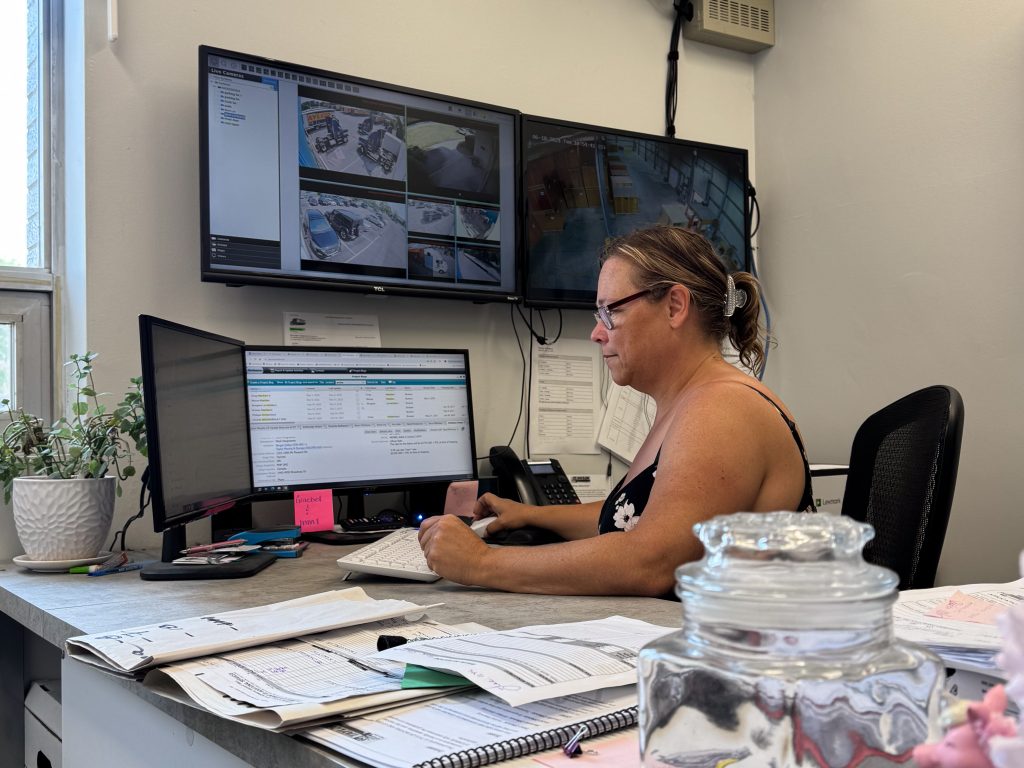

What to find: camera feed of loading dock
left=297, top=88, right=505, bottom=288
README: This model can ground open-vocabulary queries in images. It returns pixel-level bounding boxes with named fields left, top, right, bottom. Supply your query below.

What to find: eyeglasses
left=593, top=289, right=653, bottom=330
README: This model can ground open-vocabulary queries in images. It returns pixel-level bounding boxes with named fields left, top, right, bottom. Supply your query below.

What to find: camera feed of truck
left=299, top=100, right=407, bottom=181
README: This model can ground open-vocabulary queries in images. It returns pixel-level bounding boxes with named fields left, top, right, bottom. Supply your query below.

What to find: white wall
left=32, top=0, right=754, bottom=553
left=754, top=1, right=1024, bottom=584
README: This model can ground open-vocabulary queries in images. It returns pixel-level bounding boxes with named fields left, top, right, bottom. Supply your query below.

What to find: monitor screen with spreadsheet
left=244, top=346, right=477, bottom=494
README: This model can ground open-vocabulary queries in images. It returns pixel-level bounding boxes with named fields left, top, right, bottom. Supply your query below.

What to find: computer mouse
left=455, top=516, right=498, bottom=537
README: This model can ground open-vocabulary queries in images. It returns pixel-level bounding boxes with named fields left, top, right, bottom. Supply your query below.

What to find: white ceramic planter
left=12, top=476, right=116, bottom=561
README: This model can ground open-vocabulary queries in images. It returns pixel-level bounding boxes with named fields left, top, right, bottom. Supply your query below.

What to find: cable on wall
left=665, top=1, right=693, bottom=137
left=746, top=182, right=772, bottom=380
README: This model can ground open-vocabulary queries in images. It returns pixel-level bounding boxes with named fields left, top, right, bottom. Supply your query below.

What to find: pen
left=87, top=562, right=148, bottom=577
left=180, top=539, right=245, bottom=555
left=69, top=551, right=128, bottom=574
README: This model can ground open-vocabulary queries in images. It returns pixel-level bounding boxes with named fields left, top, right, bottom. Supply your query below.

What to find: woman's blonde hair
left=601, top=226, right=764, bottom=372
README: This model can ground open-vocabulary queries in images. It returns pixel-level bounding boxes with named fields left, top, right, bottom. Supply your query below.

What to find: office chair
left=841, top=385, right=964, bottom=590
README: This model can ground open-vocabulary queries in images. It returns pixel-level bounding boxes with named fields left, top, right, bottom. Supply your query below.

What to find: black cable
left=547, top=310, right=564, bottom=345
left=665, top=2, right=693, bottom=137
left=748, top=182, right=761, bottom=237
left=108, top=465, right=151, bottom=552
left=515, top=303, right=547, bottom=345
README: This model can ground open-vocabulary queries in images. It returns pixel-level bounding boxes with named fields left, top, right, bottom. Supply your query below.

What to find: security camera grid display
left=202, top=48, right=517, bottom=300
left=523, top=117, right=750, bottom=307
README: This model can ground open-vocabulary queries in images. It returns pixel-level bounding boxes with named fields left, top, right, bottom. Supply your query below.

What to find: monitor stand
left=140, top=502, right=276, bottom=581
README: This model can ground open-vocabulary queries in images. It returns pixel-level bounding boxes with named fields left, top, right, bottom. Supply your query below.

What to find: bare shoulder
left=661, top=375, right=798, bottom=460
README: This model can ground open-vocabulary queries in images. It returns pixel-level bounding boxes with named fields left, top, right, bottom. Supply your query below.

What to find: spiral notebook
left=301, top=685, right=637, bottom=768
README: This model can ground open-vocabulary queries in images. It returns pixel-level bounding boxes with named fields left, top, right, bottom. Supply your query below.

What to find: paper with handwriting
left=65, top=588, right=439, bottom=676
left=374, top=615, right=673, bottom=706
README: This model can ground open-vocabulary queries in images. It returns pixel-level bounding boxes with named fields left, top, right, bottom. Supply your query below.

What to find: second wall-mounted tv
left=522, top=115, right=751, bottom=309
left=200, top=46, right=520, bottom=303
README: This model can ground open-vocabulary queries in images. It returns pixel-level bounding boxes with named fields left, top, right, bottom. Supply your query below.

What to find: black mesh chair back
left=841, top=385, right=964, bottom=590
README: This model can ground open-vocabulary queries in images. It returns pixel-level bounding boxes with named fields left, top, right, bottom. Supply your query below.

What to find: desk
left=0, top=543, right=680, bottom=767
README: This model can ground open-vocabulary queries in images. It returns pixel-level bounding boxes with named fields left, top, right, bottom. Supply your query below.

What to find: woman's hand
left=418, top=515, right=492, bottom=585
left=471, top=492, right=540, bottom=534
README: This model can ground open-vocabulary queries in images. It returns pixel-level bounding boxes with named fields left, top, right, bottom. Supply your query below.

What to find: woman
left=419, top=226, right=813, bottom=596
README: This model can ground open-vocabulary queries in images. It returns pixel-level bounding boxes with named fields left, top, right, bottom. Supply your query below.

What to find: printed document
left=143, top=618, right=483, bottom=730
left=302, top=685, right=637, bottom=768
left=528, top=339, right=601, bottom=455
left=567, top=473, right=611, bottom=504
left=596, top=383, right=654, bottom=464
left=893, top=579, right=1024, bottom=673
left=66, top=588, right=439, bottom=676
left=375, top=615, right=673, bottom=706
left=283, top=311, right=381, bottom=346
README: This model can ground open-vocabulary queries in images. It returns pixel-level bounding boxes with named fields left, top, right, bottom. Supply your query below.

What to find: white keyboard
left=337, top=528, right=438, bottom=582
left=336, top=518, right=496, bottom=582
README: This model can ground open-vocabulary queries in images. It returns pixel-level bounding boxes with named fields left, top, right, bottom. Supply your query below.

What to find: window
left=0, top=0, right=57, bottom=421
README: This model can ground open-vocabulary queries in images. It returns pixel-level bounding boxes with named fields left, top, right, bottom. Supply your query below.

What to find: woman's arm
left=473, top=493, right=602, bottom=541
left=421, top=385, right=787, bottom=596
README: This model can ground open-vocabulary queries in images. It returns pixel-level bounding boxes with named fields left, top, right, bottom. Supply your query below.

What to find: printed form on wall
left=528, top=339, right=601, bottom=455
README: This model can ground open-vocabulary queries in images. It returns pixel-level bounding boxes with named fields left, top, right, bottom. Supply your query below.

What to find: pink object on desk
left=532, top=732, right=640, bottom=767
left=293, top=489, right=334, bottom=532
left=443, top=480, right=479, bottom=518
left=913, top=686, right=1017, bottom=768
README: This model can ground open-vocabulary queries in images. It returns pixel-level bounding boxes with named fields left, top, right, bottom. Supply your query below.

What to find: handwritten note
left=925, top=590, right=1007, bottom=625
left=294, top=489, right=334, bottom=532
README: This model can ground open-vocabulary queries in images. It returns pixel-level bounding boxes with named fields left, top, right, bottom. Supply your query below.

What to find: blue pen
left=87, top=561, right=147, bottom=577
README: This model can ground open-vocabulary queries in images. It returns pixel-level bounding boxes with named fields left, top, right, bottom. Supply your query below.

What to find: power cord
left=665, top=1, right=694, bottom=137
left=471, top=304, right=530, bottom=463
left=514, top=304, right=563, bottom=346
left=108, top=465, right=151, bottom=552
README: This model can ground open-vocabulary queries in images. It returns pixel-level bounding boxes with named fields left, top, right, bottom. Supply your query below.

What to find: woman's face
left=591, top=258, right=660, bottom=387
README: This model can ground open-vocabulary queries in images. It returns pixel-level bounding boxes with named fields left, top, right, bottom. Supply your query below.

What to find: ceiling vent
left=682, top=0, right=775, bottom=54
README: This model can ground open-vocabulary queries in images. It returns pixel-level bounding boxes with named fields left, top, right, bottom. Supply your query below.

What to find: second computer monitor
left=522, top=114, right=751, bottom=309
left=244, top=346, right=477, bottom=495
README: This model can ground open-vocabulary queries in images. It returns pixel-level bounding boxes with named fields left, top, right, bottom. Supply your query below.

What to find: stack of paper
left=67, top=592, right=676, bottom=763
left=65, top=588, right=481, bottom=731
left=893, top=579, right=1024, bottom=674
left=66, top=587, right=441, bottom=677
left=301, top=615, right=675, bottom=767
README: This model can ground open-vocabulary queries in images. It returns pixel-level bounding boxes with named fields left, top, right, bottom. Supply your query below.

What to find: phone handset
left=489, top=445, right=545, bottom=506
left=488, top=446, right=581, bottom=506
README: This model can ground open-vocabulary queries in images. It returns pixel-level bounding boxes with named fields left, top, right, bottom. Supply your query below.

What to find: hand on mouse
left=418, top=515, right=491, bottom=585
left=470, top=493, right=539, bottom=536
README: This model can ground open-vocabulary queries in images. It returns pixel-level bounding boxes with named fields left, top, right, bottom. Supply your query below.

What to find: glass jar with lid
left=638, top=511, right=943, bottom=767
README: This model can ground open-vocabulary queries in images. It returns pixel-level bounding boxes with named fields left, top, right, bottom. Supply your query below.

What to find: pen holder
left=637, top=511, right=944, bottom=767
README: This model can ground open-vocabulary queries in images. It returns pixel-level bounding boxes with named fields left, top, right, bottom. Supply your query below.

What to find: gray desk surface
left=0, top=543, right=681, bottom=767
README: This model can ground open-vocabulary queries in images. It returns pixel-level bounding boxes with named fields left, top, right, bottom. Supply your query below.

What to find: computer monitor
left=199, top=45, right=521, bottom=303
left=243, top=346, right=477, bottom=515
left=522, top=114, right=751, bottom=308
left=137, top=315, right=275, bottom=579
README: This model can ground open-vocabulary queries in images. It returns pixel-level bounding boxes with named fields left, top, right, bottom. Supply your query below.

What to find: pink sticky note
left=293, top=489, right=334, bottom=532
left=925, top=590, right=1006, bottom=625
left=443, top=480, right=479, bottom=518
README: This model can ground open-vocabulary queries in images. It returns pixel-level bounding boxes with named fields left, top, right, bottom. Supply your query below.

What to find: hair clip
left=724, top=274, right=748, bottom=318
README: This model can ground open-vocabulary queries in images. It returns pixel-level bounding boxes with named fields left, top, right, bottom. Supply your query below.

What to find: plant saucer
left=12, top=551, right=114, bottom=573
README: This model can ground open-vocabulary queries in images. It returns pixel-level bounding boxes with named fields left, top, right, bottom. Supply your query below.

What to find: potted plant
left=0, top=353, right=146, bottom=561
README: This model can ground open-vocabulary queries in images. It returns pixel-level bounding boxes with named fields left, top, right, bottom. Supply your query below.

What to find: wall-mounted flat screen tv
left=200, top=46, right=520, bottom=303
left=522, top=115, right=751, bottom=308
